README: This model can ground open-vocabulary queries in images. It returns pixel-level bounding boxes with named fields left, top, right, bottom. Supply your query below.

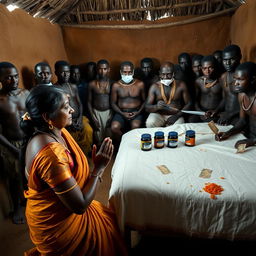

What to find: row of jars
left=141, top=130, right=195, bottom=151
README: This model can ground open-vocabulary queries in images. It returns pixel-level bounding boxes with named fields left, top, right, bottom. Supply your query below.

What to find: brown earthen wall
left=0, top=4, right=67, bottom=89
left=62, top=15, right=231, bottom=79
left=230, top=0, right=256, bottom=62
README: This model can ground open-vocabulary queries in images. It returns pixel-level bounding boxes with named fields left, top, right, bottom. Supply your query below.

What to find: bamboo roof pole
left=61, top=7, right=237, bottom=29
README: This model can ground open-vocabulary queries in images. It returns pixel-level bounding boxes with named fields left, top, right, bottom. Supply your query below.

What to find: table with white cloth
left=108, top=123, right=256, bottom=240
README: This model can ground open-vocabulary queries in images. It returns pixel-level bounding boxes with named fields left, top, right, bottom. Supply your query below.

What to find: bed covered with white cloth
left=108, top=123, right=256, bottom=240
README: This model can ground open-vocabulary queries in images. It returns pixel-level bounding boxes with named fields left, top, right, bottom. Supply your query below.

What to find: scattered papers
left=199, top=168, right=212, bottom=178
left=236, top=143, right=246, bottom=153
left=208, top=121, right=219, bottom=134
left=156, top=165, right=171, bottom=175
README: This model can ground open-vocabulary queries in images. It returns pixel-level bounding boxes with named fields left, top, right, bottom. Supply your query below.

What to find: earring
left=48, top=121, right=54, bottom=130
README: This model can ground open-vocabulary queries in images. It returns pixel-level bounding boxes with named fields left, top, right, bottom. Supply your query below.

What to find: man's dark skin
left=111, top=62, right=145, bottom=142
left=0, top=63, right=29, bottom=224
left=215, top=45, right=242, bottom=125
left=88, top=61, right=112, bottom=138
left=215, top=62, right=256, bottom=149
left=194, top=56, right=223, bottom=122
left=135, top=58, right=158, bottom=95
left=192, top=55, right=203, bottom=79
left=70, top=65, right=81, bottom=85
left=145, top=62, right=191, bottom=126
left=178, top=53, right=196, bottom=109
left=34, top=63, right=52, bottom=86
left=54, top=63, right=83, bottom=131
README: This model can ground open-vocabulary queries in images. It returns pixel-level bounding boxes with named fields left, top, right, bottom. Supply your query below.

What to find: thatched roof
left=3, top=0, right=245, bottom=28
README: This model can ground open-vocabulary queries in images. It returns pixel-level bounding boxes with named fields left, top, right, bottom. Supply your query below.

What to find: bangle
left=91, top=173, right=103, bottom=183
left=55, top=183, right=77, bottom=195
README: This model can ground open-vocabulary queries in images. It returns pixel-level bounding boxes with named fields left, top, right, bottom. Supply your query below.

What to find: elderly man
left=145, top=61, right=191, bottom=127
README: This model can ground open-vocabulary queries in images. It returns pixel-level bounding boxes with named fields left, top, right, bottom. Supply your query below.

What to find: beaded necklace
left=242, top=93, right=256, bottom=111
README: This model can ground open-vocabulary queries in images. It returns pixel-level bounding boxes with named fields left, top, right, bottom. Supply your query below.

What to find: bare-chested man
left=194, top=55, right=223, bottom=122
left=0, top=62, right=29, bottom=224
left=88, top=59, right=113, bottom=146
left=215, top=62, right=256, bottom=149
left=213, top=50, right=226, bottom=76
left=178, top=52, right=196, bottom=111
left=145, top=62, right=191, bottom=127
left=111, top=61, right=145, bottom=145
left=192, top=54, right=203, bottom=79
left=215, top=45, right=242, bottom=125
left=34, top=62, right=53, bottom=86
left=134, top=57, right=158, bottom=96
left=54, top=60, right=93, bottom=155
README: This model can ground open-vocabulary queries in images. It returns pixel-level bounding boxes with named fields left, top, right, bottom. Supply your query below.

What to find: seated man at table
left=215, top=62, right=256, bottom=149
left=145, top=61, right=191, bottom=127
left=111, top=61, right=146, bottom=146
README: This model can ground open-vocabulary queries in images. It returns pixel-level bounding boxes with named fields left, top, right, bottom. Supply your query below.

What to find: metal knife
left=180, top=110, right=206, bottom=116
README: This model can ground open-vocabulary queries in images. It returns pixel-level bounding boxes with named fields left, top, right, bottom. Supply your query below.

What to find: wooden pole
left=61, top=7, right=237, bottom=30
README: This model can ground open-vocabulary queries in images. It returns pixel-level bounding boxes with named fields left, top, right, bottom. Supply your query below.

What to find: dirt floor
left=0, top=157, right=255, bottom=256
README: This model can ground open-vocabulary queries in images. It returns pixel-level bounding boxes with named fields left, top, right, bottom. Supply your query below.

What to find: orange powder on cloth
left=203, top=183, right=224, bottom=200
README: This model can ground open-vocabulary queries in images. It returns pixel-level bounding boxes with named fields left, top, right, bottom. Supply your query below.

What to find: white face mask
left=121, top=74, right=133, bottom=84
left=160, top=78, right=174, bottom=86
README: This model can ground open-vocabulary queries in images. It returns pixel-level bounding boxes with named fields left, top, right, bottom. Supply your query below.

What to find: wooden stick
left=61, top=7, right=237, bottom=29
left=74, top=0, right=222, bottom=15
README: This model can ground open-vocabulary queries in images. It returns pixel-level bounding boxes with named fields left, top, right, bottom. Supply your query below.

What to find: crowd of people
left=0, top=43, right=256, bottom=255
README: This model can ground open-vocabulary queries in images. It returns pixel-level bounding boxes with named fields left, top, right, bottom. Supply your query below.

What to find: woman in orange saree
left=20, top=85, right=127, bottom=256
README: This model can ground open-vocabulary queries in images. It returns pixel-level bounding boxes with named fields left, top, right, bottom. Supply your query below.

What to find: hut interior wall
left=0, top=1, right=255, bottom=86
left=230, top=0, right=256, bottom=62
left=0, top=4, right=67, bottom=89
left=62, top=16, right=231, bottom=79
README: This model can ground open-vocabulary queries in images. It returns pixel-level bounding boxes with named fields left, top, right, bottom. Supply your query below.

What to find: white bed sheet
left=108, top=123, right=256, bottom=240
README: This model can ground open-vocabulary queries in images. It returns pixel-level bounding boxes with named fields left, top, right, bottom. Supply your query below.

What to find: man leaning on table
left=215, top=62, right=256, bottom=149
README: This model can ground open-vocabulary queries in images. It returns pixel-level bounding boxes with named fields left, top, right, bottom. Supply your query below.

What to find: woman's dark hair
left=20, top=85, right=65, bottom=136
left=20, top=85, right=66, bottom=184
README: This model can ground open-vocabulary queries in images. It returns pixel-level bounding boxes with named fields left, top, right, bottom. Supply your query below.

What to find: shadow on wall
left=21, top=66, right=34, bottom=90
left=249, top=45, right=256, bottom=62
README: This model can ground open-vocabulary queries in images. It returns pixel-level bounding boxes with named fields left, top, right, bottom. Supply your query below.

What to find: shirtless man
left=145, top=62, right=191, bottom=127
left=70, top=65, right=90, bottom=118
left=88, top=60, right=113, bottom=146
left=54, top=60, right=93, bottom=155
left=111, top=61, right=145, bottom=145
left=213, top=50, right=225, bottom=75
left=178, top=52, right=195, bottom=110
left=135, top=58, right=158, bottom=96
left=192, top=54, right=203, bottom=79
left=0, top=62, right=29, bottom=224
left=215, top=62, right=256, bottom=149
left=215, top=45, right=242, bottom=125
left=194, top=55, right=223, bottom=122
left=34, top=62, right=52, bottom=86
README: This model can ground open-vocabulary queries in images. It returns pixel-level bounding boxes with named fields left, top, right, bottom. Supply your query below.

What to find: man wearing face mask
left=145, top=62, right=191, bottom=127
left=111, top=61, right=146, bottom=147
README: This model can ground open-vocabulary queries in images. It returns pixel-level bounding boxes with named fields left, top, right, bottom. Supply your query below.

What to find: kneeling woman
left=20, top=85, right=127, bottom=256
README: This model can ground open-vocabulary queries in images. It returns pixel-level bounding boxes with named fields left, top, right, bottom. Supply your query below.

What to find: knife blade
left=181, top=110, right=206, bottom=116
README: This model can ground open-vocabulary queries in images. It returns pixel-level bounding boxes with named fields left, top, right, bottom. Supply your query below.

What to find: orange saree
left=24, top=129, right=127, bottom=256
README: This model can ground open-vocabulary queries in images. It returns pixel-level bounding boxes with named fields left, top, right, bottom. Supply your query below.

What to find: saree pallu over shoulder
left=25, top=129, right=127, bottom=256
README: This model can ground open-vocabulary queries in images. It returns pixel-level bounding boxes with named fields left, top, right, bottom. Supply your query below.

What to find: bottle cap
left=186, top=130, right=195, bottom=136
left=141, top=133, right=151, bottom=139
left=155, top=131, right=164, bottom=137
left=168, top=131, right=178, bottom=137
